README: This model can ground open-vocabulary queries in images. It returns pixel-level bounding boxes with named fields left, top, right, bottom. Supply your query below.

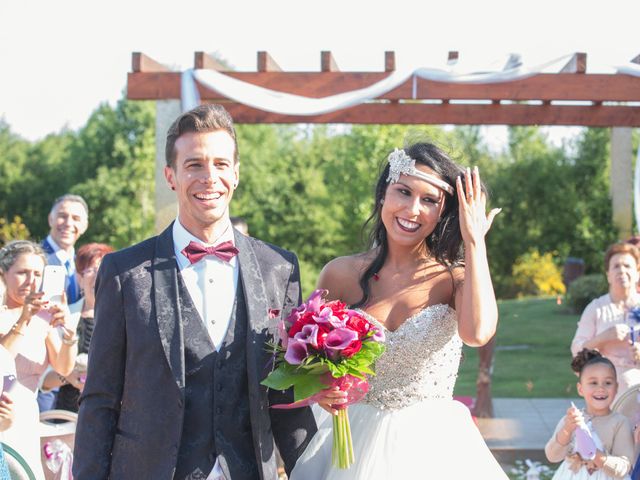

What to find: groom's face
left=165, top=129, right=239, bottom=235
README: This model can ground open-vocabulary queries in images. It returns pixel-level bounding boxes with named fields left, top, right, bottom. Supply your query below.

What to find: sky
left=0, top=0, right=637, bottom=146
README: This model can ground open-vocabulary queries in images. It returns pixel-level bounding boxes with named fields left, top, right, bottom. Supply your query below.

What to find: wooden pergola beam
left=132, top=52, right=170, bottom=73
left=218, top=103, right=640, bottom=127
left=128, top=71, right=640, bottom=102
left=194, top=52, right=228, bottom=70
left=127, top=51, right=640, bottom=126
left=560, top=52, right=587, bottom=73
left=385, top=51, right=395, bottom=72
left=321, top=51, right=339, bottom=72
left=257, top=51, right=282, bottom=72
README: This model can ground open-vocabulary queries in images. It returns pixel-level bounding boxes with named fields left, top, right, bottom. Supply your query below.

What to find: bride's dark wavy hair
left=353, top=142, right=479, bottom=309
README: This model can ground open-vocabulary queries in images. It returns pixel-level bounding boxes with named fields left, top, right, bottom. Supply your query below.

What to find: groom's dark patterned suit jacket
left=73, top=224, right=316, bottom=479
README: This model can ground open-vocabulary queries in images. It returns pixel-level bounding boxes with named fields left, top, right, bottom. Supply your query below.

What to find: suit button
left=216, top=384, right=223, bottom=392
left=216, top=360, right=223, bottom=369
left=215, top=407, right=222, bottom=414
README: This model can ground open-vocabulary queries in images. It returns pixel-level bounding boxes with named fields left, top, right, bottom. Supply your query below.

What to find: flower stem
left=332, top=408, right=353, bottom=469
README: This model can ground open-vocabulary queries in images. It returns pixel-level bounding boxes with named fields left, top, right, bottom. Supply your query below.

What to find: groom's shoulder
left=243, top=235, right=296, bottom=265
left=102, top=235, right=158, bottom=273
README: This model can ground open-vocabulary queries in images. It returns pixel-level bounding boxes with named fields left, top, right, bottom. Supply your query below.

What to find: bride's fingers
left=472, top=166, right=481, bottom=202
left=456, top=176, right=466, bottom=206
left=464, top=168, right=473, bottom=202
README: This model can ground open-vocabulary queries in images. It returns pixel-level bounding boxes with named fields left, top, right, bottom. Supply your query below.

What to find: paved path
left=478, top=397, right=584, bottom=450
left=477, top=397, right=585, bottom=467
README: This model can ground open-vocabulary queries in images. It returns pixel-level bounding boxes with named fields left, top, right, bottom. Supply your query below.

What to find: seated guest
left=0, top=240, right=77, bottom=480
left=571, top=242, right=640, bottom=401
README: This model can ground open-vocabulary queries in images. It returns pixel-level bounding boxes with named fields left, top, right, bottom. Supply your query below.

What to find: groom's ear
left=164, top=165, right=176, bottom=191
left=233, top=162, right=240, bottom=189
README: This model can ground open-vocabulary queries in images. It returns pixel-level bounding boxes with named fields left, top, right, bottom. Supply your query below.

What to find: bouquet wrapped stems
left=332, top=408, right=355, bottom=468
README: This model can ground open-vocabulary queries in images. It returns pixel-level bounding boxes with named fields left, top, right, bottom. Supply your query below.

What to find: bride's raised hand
left=456, top=166, right=501, bottom=245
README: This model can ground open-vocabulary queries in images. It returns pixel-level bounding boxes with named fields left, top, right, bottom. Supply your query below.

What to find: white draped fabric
left=180, top=53, right=575, bottom=115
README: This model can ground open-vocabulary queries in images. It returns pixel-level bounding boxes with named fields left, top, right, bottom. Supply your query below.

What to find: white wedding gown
left=290, top=304, right=507, bottom=479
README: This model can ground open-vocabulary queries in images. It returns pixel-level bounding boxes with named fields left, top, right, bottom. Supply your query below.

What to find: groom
left=73, top=104, right=317, bottom=479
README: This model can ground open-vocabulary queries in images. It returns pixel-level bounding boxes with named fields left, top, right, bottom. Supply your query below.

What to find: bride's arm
left=454, top=166, right=500, bottom=347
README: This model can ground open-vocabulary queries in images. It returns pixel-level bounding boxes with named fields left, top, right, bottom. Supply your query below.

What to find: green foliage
left=484, top=127, right=618, bottom=297
left=565, top=274, right=608, bottom=314
left=0, top=216, right=31, bottom=246
left=511, top=250, right=565, bottom=297
left=0, top=99, right=155, bottom=249
left=455, top=297, right=580, bottom=398
left=0, top=96, right=625, bottom=300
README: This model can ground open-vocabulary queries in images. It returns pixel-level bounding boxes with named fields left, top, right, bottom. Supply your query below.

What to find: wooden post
left=472, top=335, right=496, bottom=418
left=155, top=100, right=182, bottom=233
left=610, top=127, right=634, bottom=240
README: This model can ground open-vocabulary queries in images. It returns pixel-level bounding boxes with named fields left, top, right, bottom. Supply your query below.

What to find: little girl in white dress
left=545, top=349, right=634, bottom=480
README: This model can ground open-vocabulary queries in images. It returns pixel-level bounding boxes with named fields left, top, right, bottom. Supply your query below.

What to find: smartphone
left=2, top=374, right=16, bottom=395
left=40, top=265, right=66, bottom=305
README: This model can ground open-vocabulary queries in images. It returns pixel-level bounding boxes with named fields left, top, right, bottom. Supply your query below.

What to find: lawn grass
left=454, top=296, right=581, bottom=398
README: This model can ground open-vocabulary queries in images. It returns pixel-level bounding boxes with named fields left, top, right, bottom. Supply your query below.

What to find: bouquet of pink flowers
left=261, top=289, right=385, bottom=469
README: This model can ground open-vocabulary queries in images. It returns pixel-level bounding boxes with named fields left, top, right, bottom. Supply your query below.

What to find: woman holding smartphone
left=0, top=240, right=77, bottom=480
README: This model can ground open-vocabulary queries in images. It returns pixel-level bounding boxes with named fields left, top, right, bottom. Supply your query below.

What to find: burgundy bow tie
left=181, top=240, right=239, bottom=264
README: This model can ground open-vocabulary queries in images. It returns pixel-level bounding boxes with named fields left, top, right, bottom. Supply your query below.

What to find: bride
left=290, top=142, right=508, bottom=479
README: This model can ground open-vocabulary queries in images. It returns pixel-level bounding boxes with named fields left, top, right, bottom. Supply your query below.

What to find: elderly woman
left=571, top=242, right=640, bottom=400
left=0, top=240, right=77, bottom=480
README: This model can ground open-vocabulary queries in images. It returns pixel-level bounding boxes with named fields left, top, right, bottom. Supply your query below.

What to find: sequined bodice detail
left=360, top=304, right=462, bottom=410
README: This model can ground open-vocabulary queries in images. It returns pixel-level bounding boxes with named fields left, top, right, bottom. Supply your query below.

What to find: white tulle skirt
left=290, top=399, right=508, bottom=479
left=551, top=460, right=631, bottom=480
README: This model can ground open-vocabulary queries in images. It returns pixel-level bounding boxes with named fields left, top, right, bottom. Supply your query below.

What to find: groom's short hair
left=165, top=104, right=239, bottom=168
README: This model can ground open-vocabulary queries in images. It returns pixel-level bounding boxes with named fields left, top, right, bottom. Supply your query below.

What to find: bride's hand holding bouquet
left=261, top=289, right=385, bottom=469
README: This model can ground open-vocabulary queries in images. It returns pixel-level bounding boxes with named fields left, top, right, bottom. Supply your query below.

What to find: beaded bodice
left=359, top=304, right=462, bottom=410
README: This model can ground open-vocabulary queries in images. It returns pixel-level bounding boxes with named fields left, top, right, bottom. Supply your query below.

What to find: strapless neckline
left=357, top=303, right=454, bottom=334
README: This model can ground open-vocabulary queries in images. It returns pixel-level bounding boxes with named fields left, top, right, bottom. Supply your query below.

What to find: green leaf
left=292, top=374, right=327, bottom=402
left=261, top=365, right=299, bottom=390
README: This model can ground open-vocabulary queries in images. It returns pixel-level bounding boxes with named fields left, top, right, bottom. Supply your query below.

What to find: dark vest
left=174, top=272, right=259, bottom=480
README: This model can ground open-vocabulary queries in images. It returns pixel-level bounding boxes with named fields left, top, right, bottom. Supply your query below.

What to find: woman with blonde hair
left=0, top=240, right=77, bottom=479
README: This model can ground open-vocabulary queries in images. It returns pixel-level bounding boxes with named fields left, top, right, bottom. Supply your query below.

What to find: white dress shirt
left=172, top=219, right=238, bottom=352
left=173, top=219, right=238, bottom=480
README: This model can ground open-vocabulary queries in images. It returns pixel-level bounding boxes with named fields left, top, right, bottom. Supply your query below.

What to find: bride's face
left=381, top=164, right=447, bottom=248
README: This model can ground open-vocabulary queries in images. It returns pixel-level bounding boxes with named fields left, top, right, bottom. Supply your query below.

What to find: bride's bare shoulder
left=317, top=251, right=375, bottom=301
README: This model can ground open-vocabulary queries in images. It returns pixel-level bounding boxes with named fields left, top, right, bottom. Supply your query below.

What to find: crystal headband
left=386, top=148, right=454, bottom=195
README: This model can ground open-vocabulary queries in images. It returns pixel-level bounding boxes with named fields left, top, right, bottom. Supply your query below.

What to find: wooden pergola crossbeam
left=127, top=50, right=640, bottom=126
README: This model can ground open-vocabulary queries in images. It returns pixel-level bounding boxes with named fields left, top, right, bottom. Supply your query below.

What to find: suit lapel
left=153, top=224, right=186, bottom=392
left=235, top=231, right=272, bottom=457
left=235, top=231, right=271, bottom=369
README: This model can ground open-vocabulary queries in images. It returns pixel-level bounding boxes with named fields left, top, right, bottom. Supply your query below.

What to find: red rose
left=347, top=315, right=371, bottom=338
left=316, top=325, right=330, bottom=348
left=341, top=340, right=363, bottom=358
left=288, top=312, right=316, bottom=337
left=327, top=300, right=347, bottom=312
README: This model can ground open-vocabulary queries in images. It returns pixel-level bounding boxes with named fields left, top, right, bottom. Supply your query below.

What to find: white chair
left=39, top=410, right=77, bottom=480
left=612, top=384, right=640, bottom=427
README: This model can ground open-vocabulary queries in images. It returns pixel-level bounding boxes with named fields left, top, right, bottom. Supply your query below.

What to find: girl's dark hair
left=571, top=348, right=616, bottom=379
left=353, top=142, right=481, bottom=308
